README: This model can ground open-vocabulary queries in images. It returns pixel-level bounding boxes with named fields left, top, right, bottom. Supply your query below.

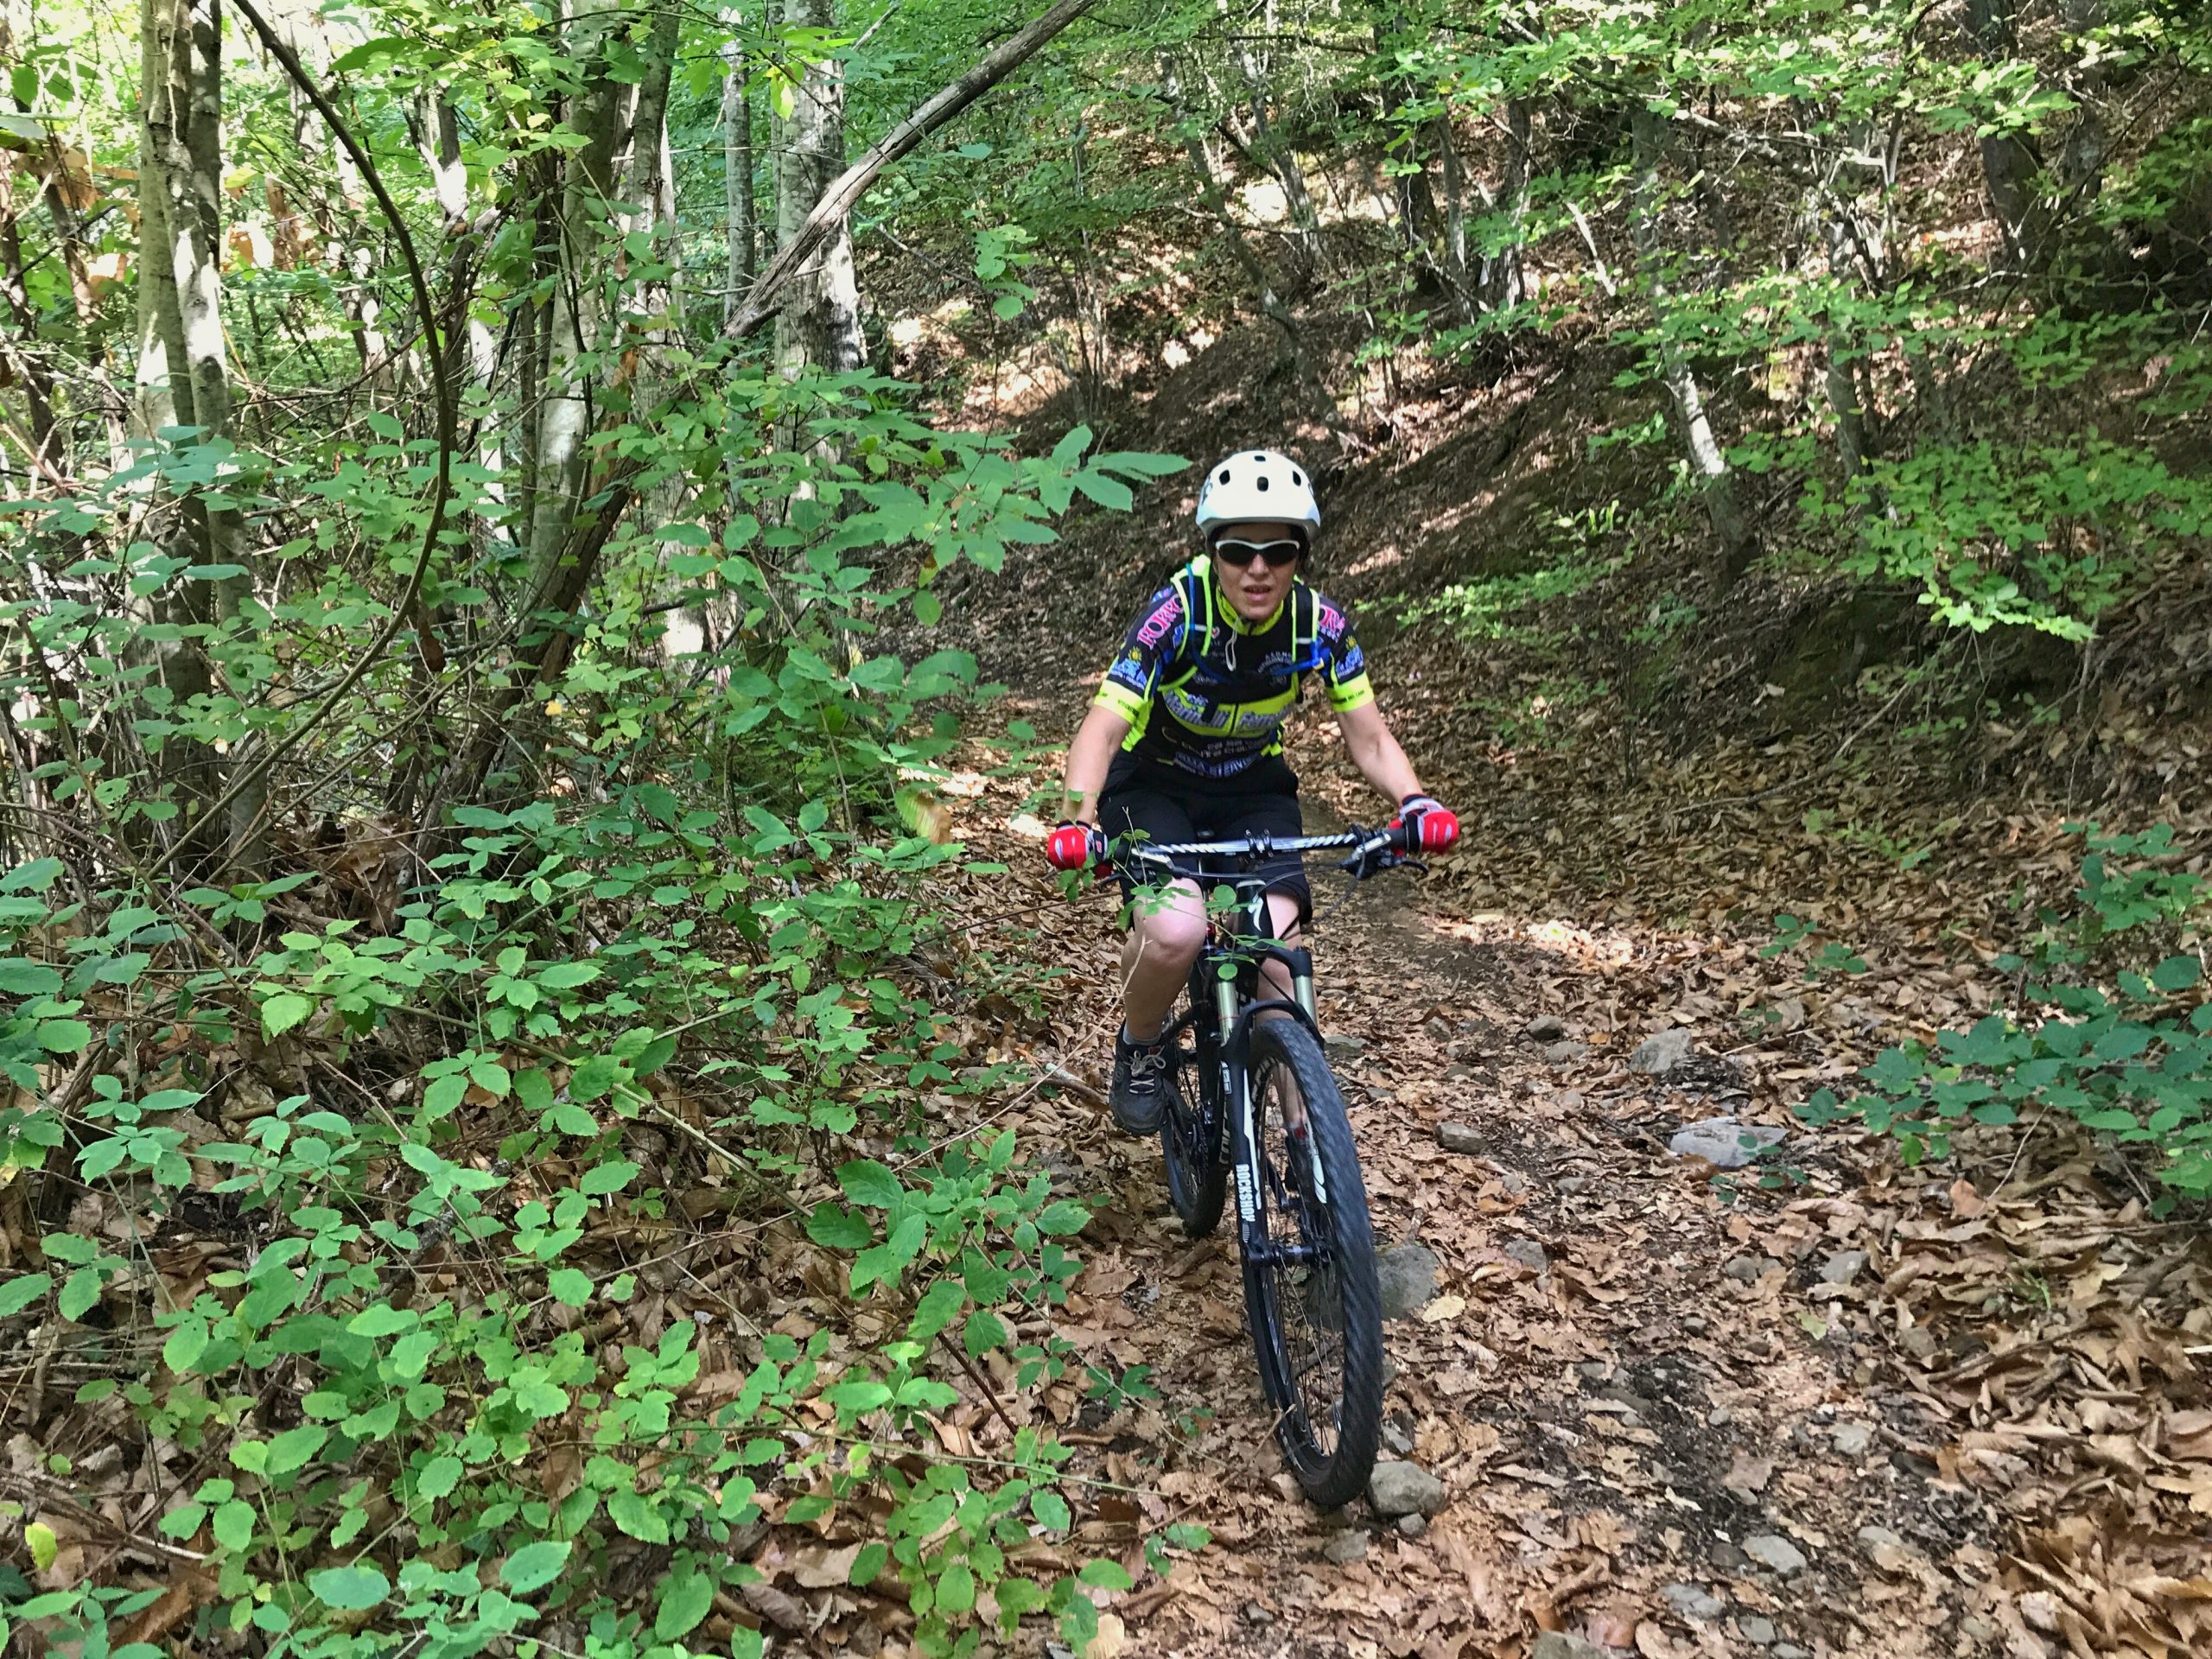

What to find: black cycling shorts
left=1097, top=755, right=1311, bottom=926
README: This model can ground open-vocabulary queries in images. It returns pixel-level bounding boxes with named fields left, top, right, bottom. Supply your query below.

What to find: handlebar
left=1115, top=824, right=1413, bottom=876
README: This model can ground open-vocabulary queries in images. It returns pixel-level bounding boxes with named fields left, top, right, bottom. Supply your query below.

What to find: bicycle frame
left=1122, top=828, right=1403, bottom=1265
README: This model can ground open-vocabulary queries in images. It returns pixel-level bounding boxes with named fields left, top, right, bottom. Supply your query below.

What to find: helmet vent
left=1218, top=469, right=1231, bottom=484
left=1291, top=469, right=1305, bottom=486
left=1255, top=476, right=1269, bottom=491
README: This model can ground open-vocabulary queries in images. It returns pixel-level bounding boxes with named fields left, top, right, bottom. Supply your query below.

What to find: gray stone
left=1662, top=1583, right=1726, bottom=1622
left=1375, top=1243, right=1440, bottom=1320
left=1820, top=1249, right=1870, bottom=1285
left=1682, top=1314, right=1709, bottom=1334
left=1830, top=1421, right=1875, bottom=1458
left=1241, top=1602, right=1274, bottom=1627
left=1436, top=1122, right=1484, bottom=1154
left=1544, top=1040, right=1590, bottom=1065
left=1503, top=1238, right=1549, bottom=1273
left=1773, top=1647, right=1811, bottom=1659
left=1379, top=1354, right=1399, bottom=1389
left=1856, top=1525, right=1905, bottom=1554
left=1529, top=1637, right=1611, bottom=1659
left=1325, top=1033, right=1367, bottom=1058
left=1321, top=1529, right=1368, bottom=1565
left=1899, top=1326, right=1938, bottom=1358
left=1739, top=1615, right=1778, bottom=1647
left=1744, top=1534, right=1808, bottom=1575
left=1724, top=1255, right=1780, bottom=1284
left=1525, top=1014, right=1567, bottom=1042
left=1707, top=1406, right=1735, bottom=1428
left=1575, top=1361, right=1611, bottom=1384
left=1382, top=1419, right=1414, bottom=1456
left=1395, top=1513, right=1427, bottom=1539
left=1631, top=1028, right=1696, bottom=1075
left=1671, top=1117, right=1786, bottom=1168
left=1709, top=1539, right=1747, bottom=1570
left=1367, top=1459, right=1446, bottom=1518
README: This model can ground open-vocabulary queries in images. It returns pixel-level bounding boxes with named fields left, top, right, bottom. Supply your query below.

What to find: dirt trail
left=963, top=686, right=2003, bottom=1659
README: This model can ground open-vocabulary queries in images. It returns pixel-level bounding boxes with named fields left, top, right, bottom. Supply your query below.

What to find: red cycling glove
left=1394, top=793, right=1459, bottom=855
left=1046, top=821, right=1108, bottom=871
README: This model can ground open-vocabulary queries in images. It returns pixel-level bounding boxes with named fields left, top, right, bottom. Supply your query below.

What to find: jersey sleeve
left=1092, top=581, right=1185, bottom=724
left=1314, top=594, right=1375, bottom=713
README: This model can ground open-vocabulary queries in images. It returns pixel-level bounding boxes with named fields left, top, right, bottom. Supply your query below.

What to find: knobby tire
left=1159, top=991, right=1228, bottom=1238
left=1240, top=1018, right=1383, bottom=1510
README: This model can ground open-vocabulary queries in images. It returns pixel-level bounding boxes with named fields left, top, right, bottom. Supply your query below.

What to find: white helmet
left=1195, top=448, right=1320, bottom=546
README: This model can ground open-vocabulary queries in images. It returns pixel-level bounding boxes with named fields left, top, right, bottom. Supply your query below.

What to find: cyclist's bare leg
left=1120, top=878, right=1208, bottom=1041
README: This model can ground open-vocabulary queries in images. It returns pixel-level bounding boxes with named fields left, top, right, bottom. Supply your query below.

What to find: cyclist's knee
left=1133, top=905, right=1207, bottom=963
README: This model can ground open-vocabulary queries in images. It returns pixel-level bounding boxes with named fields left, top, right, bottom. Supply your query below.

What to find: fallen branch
left=722, top=0, right=1100, bottom=340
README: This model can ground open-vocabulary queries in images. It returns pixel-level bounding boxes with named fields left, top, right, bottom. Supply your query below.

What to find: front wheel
left=1240, top=1018, right=1383, bottom=1510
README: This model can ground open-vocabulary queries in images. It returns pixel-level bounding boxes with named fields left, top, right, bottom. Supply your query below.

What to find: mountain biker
left=1045, top=448, right=1459, bottom=1135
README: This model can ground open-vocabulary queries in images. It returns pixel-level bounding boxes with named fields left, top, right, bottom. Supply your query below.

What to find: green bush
left=1798, top=825, right=2211, bottom=1197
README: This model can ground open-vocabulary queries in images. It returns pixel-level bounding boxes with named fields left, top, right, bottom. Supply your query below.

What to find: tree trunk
left=722, top=8, right=758, bottom=326
left=527, top=19, right=621, bottom=578
left=136, top=0, right=259, bottom=874
left=1630, top=109, right=1755, bottom=589
left=1965, top=0, right=2044, bottom=270
left=1478, top=99, right=1532, bottom=313
left=775, top=0, right=865, bottom=378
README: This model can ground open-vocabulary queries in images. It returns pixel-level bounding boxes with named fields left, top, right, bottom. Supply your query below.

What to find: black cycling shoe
left=1109, top=1027, right=1170, bottom=1135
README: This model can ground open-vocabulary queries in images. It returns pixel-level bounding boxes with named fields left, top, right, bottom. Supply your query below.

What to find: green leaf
left=1034, top=1200, right=1089, bottom=1236
left=837, top=1158, right=902, bottom=1208
left=308, top=1566, right=391, bottom=1610
left=547, top=1268, right=594, bottom=1306
left=502, top=1539, right=572, bottom=1594
left=1078, top=1559, right=1134, bottom=1590
left=347, top=1305, right=419, bottom=1338
left=0, top=1273, right=52, bottom=1318
left=0, top=960, right=62, bottom=997
left=211, top=1500, right=255, bottom=1550
left=570, top=1056, right=627, bottom=1101
left=909, top=1278, right=964, bottom=1341
left=26, top=1522, right=57, bottom=1571
left=806, top=1203, right=872, bottom=1249
left=608, top=1489, right=669, bottom=1542
left=1072, top=471, right=1134, bottom=512
left=963, top=1309, right=1007, bottom=1357
left=416, top=1455, right=464, bottom=1500
left=2152, top=955, right=2202, bottom=992
left=266, top=1424, right=327, bottom=1475
left=261, top=993, right=315, bottom=1039
left=655, top=1570, right=715, bottom=1641
left=162, top=1318, right=210, bottom=1373
left=937, top=1561, right=976, bottom=1614
left=539, top=963, right=601, bottom=989
left=851, top=1542, right=887, bottom=1586
left=1031, top=1491, right=1071, bottom=1531
left=581, top=1159, right=639, bottom=1197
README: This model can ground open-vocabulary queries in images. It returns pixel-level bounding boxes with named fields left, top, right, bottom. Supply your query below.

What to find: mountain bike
left=1114, top=823, right=1417, bottom=1510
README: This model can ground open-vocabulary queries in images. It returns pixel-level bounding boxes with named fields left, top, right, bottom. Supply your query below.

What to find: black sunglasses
left=1212, top=537, right=1305, bottom=569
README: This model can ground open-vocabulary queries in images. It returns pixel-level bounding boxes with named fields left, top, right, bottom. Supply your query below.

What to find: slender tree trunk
left=527, top=18, right=620, bottom=577
left=775, top=0, right=864, bottom=378
left=1478, top=99, right=1532, bottom=312
left=722, top=8, right=758, bottom=326
left=1630, top=109, right=1754, bottom=589
left=1965, top=0, right=2044, bottom=270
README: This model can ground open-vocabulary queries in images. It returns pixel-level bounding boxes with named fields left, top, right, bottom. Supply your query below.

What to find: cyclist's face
left=1211, top=520, right=1303, bottom=621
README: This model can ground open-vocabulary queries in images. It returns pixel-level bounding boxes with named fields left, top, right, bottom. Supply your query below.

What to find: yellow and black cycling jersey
left=1091, top=557, right=1374, bottom=782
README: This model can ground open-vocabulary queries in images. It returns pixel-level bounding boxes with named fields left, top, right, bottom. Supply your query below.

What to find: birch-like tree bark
left=774, top=0, right=865, bottom=378
left=1630, top=108, right=1754, bottom=588
left=526, top=13, right=621, bottom=576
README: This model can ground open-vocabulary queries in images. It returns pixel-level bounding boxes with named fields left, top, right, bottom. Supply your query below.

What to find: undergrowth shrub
left=1798, top=824, right=2212, bottom=1198
left=0, top=388, right=1192, bottom=1659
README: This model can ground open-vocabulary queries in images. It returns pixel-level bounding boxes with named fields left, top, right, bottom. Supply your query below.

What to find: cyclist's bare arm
left=1062, top=703, right=1131, bottom=824
left=1335, top=701, right=1424, bottom=805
